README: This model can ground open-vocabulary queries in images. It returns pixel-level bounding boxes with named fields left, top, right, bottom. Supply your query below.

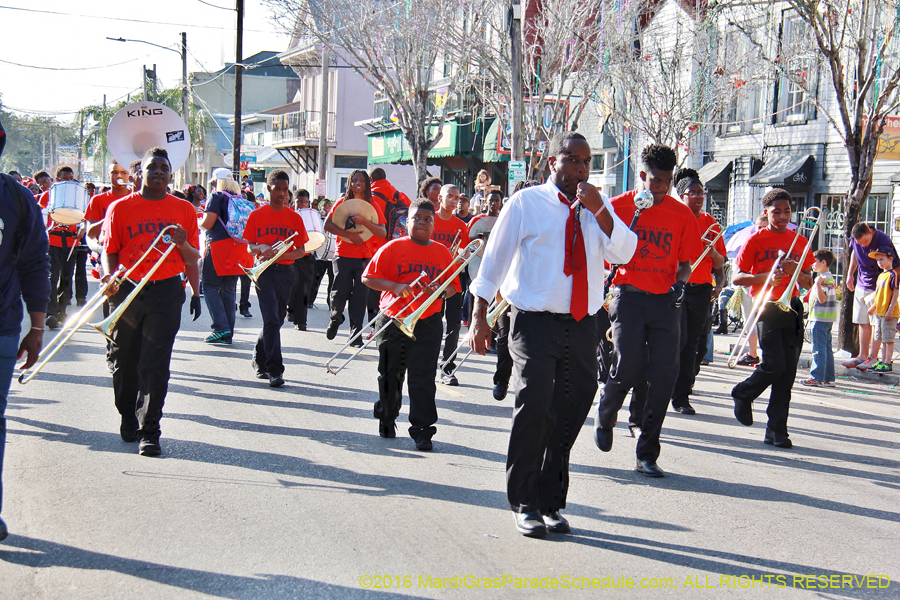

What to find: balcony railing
left=272, top=110, right=336, bottom=145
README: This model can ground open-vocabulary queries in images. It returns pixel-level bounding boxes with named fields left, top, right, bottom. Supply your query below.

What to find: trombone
left=727, top=208, right=821, bottom=368
left=324, top=272, right=428, bottom=375
left=440, top=297, right=509, bottom=376
left=19, top=226, right=178, bottom=383
left=242, top=233, right=298, bottom=283
left=690, top=223, right=725, bottom=273
left=324, top=239, right=484, bottom=374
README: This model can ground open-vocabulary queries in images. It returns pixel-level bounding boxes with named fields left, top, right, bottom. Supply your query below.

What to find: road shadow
left=0, top=535, right=424, bottom=599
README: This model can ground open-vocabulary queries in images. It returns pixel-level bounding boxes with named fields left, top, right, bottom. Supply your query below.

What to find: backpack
left=216, top=191, right=255, bottom=242
left=0, top=173, right=31, bottom=265
left=373, top=190, right=408, bottom=240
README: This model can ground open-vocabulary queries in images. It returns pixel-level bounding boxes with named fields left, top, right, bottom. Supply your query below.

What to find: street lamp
left=108, top=34, right=190, bottom=183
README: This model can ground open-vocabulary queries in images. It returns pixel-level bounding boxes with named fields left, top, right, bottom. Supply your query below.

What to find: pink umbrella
left=726, top=222, right=797, bottom=258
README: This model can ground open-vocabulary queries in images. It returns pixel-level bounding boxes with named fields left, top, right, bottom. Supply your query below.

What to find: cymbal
left=331, top=198, right=379, bottom=242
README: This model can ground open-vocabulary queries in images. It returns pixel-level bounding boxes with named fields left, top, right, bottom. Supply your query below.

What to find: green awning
left=482, top=119, right=510, bottom=163
left=367, top=123, right=458, bottom=164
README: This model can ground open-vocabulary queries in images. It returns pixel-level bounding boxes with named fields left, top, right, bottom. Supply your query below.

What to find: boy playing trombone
left=362, top=199, right=461, bottom=451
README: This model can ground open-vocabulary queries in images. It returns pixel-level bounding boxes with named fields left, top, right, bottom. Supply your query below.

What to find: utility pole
left=77, top=111, right=85, bottom=180
left=182, top=31, right=190, bottom=185
left=232, top=0, right=244, bottom=178
left=102, top=94, right=107, bottom=177
left=316, top=46, right=330, bottom=199
left=510, top=3, right=524, bottom=163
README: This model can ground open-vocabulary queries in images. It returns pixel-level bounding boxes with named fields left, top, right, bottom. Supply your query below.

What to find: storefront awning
left=482, top=119, right=510, bottom=163
left=697, top=160, right=732, bottom=190
left=367, top=123, right=458, bottom=165
left=749, top=154, right=814, bottom=187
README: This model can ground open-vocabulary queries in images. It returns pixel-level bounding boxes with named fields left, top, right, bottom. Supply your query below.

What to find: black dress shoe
left=514, top=511, right=547, bottom=538
left=492, top=383, right=508, bottom=401
left=732, top=391, right=753, bottom=426
left=542, top=510, right=570, bottom=534
left=240, top=308, right=253, bottom=318
left=674, top=403, right=696, bottom=415
left=294, top=324, right=307, bottom=331
left=635, top=459, right=665, bottom=477
left=764, top=429, right=793, bottom=448
left=0, top=516, right=8, bottom=541
left=269, top=375, right=285, bottom=388
left=326, top=315, right=344, bottom=340
left=593, top=424, right=613, bottom=452
left=255, top=371, right=269, bottom=380
left=120, top=416, right=139, bottom=443
left=139, top=435, right=161, bottom=457
left=378, top=420, right=396, bottom=439
left=415, top=438, right=433, bottom=451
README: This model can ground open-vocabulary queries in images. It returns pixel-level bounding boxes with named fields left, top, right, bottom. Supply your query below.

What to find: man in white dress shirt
left=469, top=132, right=637, bottom=538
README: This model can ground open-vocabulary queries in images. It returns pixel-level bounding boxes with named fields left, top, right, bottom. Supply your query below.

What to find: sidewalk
left=711, top=329, right=900, bottom=387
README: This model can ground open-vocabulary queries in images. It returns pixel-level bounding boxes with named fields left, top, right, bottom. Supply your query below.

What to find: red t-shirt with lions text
left=363, top=238, right=461, bottom=320
left=688, top=212, right=728, bottom=286
left=610, top=190, right=703, bottom=294
left=432, top=213, right=470, bottom=253
left=104, top=193, right=200, bottom=281
left=243, top=204, right=309, bottom=265
left=736, top=227, right=815, bottom=299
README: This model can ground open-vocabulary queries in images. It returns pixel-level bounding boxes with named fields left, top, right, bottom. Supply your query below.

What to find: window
left=775, top=13, right=818, bottom=123
left=591, top=154, right=605, bottom=171
left=861, top=193, right=891, bottom=233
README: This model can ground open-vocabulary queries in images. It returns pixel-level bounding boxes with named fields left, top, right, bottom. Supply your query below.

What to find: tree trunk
left=837, top=187, right=866, bottom=354
left=408, top=133, right=430, bottom=188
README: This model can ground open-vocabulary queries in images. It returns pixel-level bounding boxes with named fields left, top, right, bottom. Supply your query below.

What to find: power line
left=195, top=0, right=233, bottom=10
left=0, top=52, right=162, bottom=71
left=0, top=5, right=266, bottom=32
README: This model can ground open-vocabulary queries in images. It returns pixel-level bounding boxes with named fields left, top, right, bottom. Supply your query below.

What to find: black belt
left=686, top=282, right=713, bottom=289
left=125, top=275, right=181, bottom=288
left=616, top=284, right=665, bottom=296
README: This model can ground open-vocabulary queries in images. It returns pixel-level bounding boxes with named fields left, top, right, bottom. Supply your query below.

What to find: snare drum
left=298, top=207, right=326, bottom=253
left=47, top=181, right=90, bottom=225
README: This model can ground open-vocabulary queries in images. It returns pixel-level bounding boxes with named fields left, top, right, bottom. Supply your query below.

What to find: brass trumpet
left=690, top=223, right=725, bottom=273
left=242, top=233, right=298, bottom=283
left=727, top=208, right=820, bottom=368
left=19, top=226, right=178, bottom=383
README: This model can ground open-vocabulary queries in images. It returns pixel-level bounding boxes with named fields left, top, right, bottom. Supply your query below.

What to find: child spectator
left=802, top=249, right=837, bottom=386
left=866, top=246, right=899, bottom=373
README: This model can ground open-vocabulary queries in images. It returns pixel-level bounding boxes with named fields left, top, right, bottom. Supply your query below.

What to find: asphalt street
left=0, top=281, right=897, bottom=599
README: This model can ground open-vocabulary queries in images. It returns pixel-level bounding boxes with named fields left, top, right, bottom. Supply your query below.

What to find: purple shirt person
left=844, top=223, right=900, bottom=369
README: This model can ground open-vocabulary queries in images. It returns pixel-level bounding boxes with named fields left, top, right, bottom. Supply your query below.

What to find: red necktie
left=560, top=193, right=588, bottom=321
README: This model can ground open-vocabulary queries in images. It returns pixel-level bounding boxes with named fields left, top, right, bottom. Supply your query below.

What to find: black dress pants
left=313, top=260, right=334, bottom=307
left=374, top=312, right=443, bottom=441
left=441, top=292, right=463, bottom=373
left=598, top=289, right=681, bottom=463
left=47, top=243, right=77, bottom=318
left=74, top=245, right=89, bottom=302
left=506, top=309, right=598, bottom=514
left=239, top=274, right=252, bottom=311
left=732, top=297, right=804, bottom=435
left=287, top=254, right=316, bottom=328
left=109, top=277, right=184, bottom=436
left=252, top=264, right=294, bottom=377
left=330, top=256, right=369, bottom=338
left=671, top=283, right=713, bottom=407
left=494, top=311, right=512, bottom=387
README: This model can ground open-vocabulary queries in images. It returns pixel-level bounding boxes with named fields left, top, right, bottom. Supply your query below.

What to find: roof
left=213, top=51, right=298, bottom=79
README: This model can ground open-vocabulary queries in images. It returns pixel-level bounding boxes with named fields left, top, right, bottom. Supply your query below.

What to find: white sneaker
left=857, top=357, right=878, bottom=370
left=823, top=381, right=836, bottom=387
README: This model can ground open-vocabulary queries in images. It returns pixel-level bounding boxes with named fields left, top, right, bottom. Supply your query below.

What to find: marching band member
left=102, top=147, right=202, bottom=457
left=594, top=144, right=702, bottom=478
left=324, top=170, right=386, bottom=345
left=670, top=168, right=726, bottom=414
left=432, top=184, right=469, bottom=386
left=85, top=161, right=132, bottom=247
left=38, top=166, right=81, bottom=330
left=362, top=198, right=460, bottom=451
left=470, top=132, right=636, bottom=538
left=244, top=170, right=309, bottom=387
left=731, top=189, right=814, bottom=448
left=287, top=189, right=317, bottom=331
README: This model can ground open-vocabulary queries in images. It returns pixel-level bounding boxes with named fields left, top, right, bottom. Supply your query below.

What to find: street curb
left=798, top=357, right=900, bottom=385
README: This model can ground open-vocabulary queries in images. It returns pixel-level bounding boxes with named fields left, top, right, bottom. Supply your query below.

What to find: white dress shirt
left=470, top=181, right=637, bottom=315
